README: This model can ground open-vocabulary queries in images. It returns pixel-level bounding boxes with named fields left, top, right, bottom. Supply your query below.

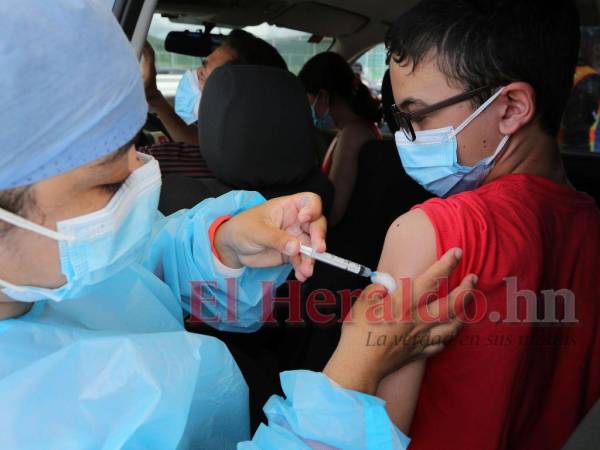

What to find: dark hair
left=298, top=52, right=382, bottom=124
left=385, top=0, right=580, bottom=136
left=0, top=186, right=33, bottom=234
left=224, top=29, right=288, bottom=71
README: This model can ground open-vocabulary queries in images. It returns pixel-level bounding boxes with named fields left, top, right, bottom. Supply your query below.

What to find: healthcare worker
left=0, top=1, right=476, bottom=449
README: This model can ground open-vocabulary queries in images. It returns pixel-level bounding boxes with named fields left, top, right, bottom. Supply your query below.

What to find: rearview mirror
left=164, top=30, right=225, bottom=58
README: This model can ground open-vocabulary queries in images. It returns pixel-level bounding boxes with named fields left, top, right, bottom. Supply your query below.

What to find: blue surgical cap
left=0, top=0, right=148, bottom=190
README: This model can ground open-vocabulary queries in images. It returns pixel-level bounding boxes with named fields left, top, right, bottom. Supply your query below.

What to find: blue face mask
left=175, top=69, right=202, bottom=125
left=311, top=93, right=336, bottom=130
left=0, top=153, right=162, bottom=302
left=395, top=88, right=509, bottom=197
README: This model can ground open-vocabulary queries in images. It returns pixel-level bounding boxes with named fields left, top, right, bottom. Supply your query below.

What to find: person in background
left=560, top=43, right=600, bottom=152
left=142, top=29, right=287, bottom=145
left=352, top=62, right=379, bottom=99
left=377, top=0, right=600, bottom=449
left=299, top=52, right=382, bottom=226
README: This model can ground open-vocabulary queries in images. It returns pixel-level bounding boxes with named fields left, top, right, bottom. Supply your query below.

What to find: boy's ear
left=498, top=82, right=536, bottom=135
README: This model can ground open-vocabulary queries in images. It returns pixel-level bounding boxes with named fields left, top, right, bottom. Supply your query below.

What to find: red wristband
left=209, top=215, right=233, bottom=263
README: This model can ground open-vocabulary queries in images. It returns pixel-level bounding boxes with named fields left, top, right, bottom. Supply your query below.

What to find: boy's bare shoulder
left=378, top=209, right=437, bottom=281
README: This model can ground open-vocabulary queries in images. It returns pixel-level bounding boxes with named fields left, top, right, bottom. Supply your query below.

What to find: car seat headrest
left=199, top=64, right=317, bottom=188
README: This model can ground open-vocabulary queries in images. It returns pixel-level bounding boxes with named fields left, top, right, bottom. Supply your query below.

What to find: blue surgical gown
left=0, top=191, right=408, bottom=449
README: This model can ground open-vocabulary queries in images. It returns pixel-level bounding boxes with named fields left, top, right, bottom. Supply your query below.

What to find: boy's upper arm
left=375, top=208, right=438, bottom=433
left=377, top=209, right=438, bottom=282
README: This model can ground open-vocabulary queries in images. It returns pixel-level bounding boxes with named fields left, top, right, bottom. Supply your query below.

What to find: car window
left=147, top=14, right=334, bottom=97
left=355, top=43, right=387, bottom=96
left=244, top=23, right=334, bottom=74
left=560, top=26, right=600, bottom=154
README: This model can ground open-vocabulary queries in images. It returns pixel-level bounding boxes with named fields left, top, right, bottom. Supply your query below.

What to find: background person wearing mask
left=376, top=1, right=600, bottom=449
left=142, top=29, right=288, bottom=145
left=299, top=52, right=383, bottom=226
left=0, top=1, right=477, bottom=448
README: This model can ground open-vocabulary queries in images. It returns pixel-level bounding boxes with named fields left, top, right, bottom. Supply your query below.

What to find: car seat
left=562, top=151, right=600, bottom=205
left=158, top=64, right=334, bottom=217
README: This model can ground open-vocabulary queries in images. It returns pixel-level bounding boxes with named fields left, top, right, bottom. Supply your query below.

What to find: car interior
left=110, top=0, right=600, bottom=447
left=158, top=63, right=335, bottom=216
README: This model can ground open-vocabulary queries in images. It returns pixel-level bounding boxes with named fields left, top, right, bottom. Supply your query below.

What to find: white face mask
left=175, top=69, right=202, bottom=125
left=395, top=88, right=509, bottom=197
left=0, top=153, right=162, bottom=302
left=310, top=93, right=336, bottom=130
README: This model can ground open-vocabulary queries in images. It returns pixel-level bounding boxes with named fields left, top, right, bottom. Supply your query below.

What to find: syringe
left=299, top=245, right=397, bottom=292
left=300, top=245, right=372, bottom=277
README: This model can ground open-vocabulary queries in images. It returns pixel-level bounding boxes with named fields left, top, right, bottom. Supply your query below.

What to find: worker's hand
left=324, top=248, right=477, bottom=395
left=214, top=193, right=327, bottom=281
left=141, top=41, right=161, bottom=104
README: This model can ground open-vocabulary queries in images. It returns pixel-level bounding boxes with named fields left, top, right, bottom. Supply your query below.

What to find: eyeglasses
left=390, top=85, right=493, bottom=141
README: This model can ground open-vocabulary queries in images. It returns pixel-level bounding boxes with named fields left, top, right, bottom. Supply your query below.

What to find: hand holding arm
left=239, top=249, right=477, bottom=449
left=324, top=248, right=477, bottom=396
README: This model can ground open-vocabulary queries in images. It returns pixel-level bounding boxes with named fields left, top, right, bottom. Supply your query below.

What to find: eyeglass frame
left=390, top=85, right=495, bottom=141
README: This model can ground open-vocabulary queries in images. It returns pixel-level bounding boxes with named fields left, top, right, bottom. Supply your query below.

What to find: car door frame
left=112, top=0, right=158, bottom=55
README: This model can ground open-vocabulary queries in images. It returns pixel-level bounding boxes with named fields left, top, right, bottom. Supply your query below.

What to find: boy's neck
left=486, top=126, right=569, bottom=187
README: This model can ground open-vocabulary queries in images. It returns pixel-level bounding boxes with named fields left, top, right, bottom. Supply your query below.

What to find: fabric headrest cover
left=199, top=64, right=317, bottom=188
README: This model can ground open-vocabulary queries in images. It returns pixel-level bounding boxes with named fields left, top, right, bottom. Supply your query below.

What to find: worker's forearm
left=148, top=93, right=199, bottom=144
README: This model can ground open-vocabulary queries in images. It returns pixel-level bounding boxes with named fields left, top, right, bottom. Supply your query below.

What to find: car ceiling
left=155, top=0, right=600, bottom=58
left=154, top=0, right=420, bottom=58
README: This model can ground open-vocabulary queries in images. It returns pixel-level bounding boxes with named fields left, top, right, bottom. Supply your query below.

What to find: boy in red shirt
left=377, top=1, right=600, bottom=448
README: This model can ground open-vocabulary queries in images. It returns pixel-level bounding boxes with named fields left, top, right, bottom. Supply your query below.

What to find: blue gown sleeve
left=145, top=190, right=293, bottom=332
left=238, top=370, right=411, bottom=450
